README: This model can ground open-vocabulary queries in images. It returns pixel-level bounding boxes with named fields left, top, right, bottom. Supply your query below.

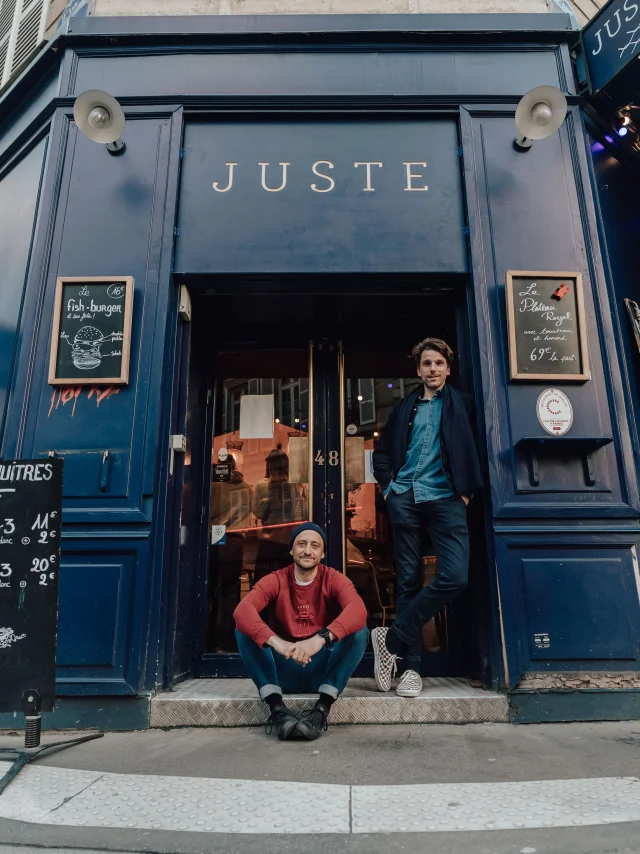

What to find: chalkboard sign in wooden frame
left=505, top=271, right=590, bottom=382
left=48, top=276, right=134, bottom=386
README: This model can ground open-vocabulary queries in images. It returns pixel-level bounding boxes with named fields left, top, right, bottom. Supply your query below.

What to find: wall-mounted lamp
left=514, top=85, right=568, bottom=151
left=73, top=90, right=126, bottom=155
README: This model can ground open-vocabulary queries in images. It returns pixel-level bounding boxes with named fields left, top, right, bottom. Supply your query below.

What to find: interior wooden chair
left=346, top=559, right=395, bottom=627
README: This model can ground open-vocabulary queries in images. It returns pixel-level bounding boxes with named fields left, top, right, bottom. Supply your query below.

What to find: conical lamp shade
left=73, top=90, right=125, bottom=144
left=515, top=85, right=567, bottom=141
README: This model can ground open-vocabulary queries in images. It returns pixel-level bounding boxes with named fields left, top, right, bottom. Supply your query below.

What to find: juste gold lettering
left=212, top=162, right=237, bottom=193
left=259, top=162, right=290, bottom=193
left=311, top=161, right=335, bottom=193
left=354, top=162, right=383, bottom=192
left=403, top=162, right=428, bottom=192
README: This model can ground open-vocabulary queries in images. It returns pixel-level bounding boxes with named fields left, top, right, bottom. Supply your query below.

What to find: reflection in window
left=207, top=360, right=310, bottom=653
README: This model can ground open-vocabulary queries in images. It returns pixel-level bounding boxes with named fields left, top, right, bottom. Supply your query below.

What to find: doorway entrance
left=185, top=288, right=488, bottom=681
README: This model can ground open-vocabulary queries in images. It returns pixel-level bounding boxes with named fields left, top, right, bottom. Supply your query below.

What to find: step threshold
left=151, top=678, right=508, bottom=727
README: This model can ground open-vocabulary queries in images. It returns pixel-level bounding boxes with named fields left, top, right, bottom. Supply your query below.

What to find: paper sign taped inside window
left=211, top=525, right=227, bottom=545
left=364, top=449, right=378, bottom=484
left=239, top=394, right=274, bottom=439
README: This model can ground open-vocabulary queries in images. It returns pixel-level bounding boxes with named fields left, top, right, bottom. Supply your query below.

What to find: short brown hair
left=412, top=337, right=454, bottom=367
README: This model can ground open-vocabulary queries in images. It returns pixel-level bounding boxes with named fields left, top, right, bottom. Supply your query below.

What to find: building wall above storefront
left=90, top=0, right=553, bottom=14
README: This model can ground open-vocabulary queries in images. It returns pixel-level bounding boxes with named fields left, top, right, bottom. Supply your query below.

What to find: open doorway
left=175, top=287, right=490, bottom=683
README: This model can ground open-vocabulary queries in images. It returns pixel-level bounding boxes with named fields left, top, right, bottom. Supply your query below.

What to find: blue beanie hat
left=289, top=522, right=327, bottom=551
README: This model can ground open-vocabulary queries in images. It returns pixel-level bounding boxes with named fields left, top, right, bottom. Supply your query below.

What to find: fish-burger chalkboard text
left=0, top=458, right=63, bottom=714
left=48, top=276, right=134, bottom=385
left=505, top=271, right=590, bottom=382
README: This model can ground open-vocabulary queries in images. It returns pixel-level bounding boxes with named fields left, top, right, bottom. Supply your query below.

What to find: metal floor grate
left=150, top=678, right=509, bottom=727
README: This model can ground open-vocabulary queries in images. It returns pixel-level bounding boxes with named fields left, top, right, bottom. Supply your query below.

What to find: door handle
left=100, top=451, right=110, bottom=492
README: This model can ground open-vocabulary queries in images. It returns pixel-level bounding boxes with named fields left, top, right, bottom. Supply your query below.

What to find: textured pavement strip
left=0, top=762, right=639, bottom=834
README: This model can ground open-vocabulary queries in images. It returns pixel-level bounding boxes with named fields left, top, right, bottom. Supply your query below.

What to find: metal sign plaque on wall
left=582, top=0, right=640, bottom=92
left=536, top=388, right=574, bottom=436
left=0, top=459, right=63, bottom=713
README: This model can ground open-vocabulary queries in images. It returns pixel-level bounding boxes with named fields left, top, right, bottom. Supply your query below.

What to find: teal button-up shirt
left=387, top=389, right=453, bottom=503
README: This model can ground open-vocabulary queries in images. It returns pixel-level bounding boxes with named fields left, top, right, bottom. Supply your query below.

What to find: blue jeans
left=386, top=490, right=469, bottom=673
left=235, top=627, right=369, bottom=701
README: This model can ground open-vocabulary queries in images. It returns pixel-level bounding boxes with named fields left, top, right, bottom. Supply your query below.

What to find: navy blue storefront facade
left=1, top=11, right=639, bottom=728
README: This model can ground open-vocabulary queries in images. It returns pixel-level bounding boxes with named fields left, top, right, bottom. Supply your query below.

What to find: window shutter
left=0, top=0, right=46, bottom=88
left=358, top=377, right=376, bottom=425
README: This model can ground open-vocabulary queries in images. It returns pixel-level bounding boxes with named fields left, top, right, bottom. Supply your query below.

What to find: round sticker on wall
left=536, top=388, right=573, bottom=436
left=346, top=424, right=358, bottom=435
left=217, top=447, right=229, bottom=461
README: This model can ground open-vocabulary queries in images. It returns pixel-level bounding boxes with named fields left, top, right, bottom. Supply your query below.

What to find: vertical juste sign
left=582, top=0, right=640, bottom=93
left=505, top=271, right=590, bottom=382
left=0, top=459, right=63, bottom=713
left=48, top=276, right=134, bottom=385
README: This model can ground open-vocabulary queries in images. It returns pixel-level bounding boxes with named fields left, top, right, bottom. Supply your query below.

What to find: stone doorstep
left=150, top=677, right=509, bottom=727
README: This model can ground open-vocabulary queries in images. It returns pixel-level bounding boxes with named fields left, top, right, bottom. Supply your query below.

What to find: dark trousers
left=386, top=490, right=469, bottom=672
left=235, top=627, right=369, bottom=701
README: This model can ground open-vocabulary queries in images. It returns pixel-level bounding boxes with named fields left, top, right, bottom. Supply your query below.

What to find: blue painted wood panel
left=55, top=538, right=149, bottom=695
left=68, top=49, right=567, bottom=100
left=461, top=106, right=637, bottom=519
left=503, top=540, right=640, bottom=670
left=0, top=72, right=57, bottom=161
left=522, top=557, right=637, bottom=660
left=57, top=560, right=124, bottom=667
left=13, top=114, right=180, bottom=525
left=0, top=138, right=47, bottom=440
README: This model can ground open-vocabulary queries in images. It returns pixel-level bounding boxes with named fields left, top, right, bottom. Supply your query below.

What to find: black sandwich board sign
left=0, top=459, right=63, bottom=713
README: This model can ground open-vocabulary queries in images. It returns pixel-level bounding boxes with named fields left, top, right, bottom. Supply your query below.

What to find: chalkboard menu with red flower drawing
left=505, top=271, right=591, bottom=382
left=48, top=276, right=134, bottom=385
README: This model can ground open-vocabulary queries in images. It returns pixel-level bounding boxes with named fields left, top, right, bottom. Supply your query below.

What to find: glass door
left=203, top=348, right=311, bottom=664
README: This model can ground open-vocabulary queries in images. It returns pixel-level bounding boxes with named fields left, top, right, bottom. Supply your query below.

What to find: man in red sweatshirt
left=234, top=522, right=368, bottom=741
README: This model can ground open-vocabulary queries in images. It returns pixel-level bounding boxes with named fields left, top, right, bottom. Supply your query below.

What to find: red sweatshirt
left=233, top=564, right=367, bottom=648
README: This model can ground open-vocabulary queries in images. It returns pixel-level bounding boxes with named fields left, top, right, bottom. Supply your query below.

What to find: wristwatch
left=317, top=628, right=334, bottom=650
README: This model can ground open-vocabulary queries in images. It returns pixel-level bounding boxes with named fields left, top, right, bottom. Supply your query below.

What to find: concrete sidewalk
left=0, top=721, right=639, bottom=854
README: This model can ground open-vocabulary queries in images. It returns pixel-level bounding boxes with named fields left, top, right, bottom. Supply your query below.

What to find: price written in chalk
left=529, top=347, right=577, bottom=364
left=0, top=458, right=63, bottom=714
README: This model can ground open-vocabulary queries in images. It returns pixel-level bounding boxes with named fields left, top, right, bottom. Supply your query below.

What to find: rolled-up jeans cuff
left=318, top=683, right=339, bottom=700
left=259, top=684, right=283, bottom=701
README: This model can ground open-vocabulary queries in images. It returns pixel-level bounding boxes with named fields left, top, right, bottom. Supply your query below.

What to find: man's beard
left=294, top=559, right=319, bottom=573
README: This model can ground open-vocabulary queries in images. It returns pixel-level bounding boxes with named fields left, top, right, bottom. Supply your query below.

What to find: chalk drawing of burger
left=72, top=326, right=105, bottom=370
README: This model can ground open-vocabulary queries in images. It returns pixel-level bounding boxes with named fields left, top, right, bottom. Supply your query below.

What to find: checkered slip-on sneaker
left=396, top=669, right=423, bottom=698
left=371, top=626, right=400, bottom=693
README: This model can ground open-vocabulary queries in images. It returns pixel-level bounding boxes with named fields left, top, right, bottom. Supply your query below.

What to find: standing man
left=372, top=338, right=482, bottom=698
left=234, top=522, right=368, bottom=741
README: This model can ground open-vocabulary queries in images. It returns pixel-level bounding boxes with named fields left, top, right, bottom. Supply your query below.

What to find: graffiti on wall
left=47, top=385, right=120, bottom=418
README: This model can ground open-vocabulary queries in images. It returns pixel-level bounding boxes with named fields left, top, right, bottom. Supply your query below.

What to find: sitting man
left=234, top=522, right=369, bottom=741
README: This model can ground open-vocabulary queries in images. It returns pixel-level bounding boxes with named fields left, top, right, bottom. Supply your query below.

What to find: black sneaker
left=295, top=707, right=329, bottom=741
left=265, top=708, right=299, bottom=741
